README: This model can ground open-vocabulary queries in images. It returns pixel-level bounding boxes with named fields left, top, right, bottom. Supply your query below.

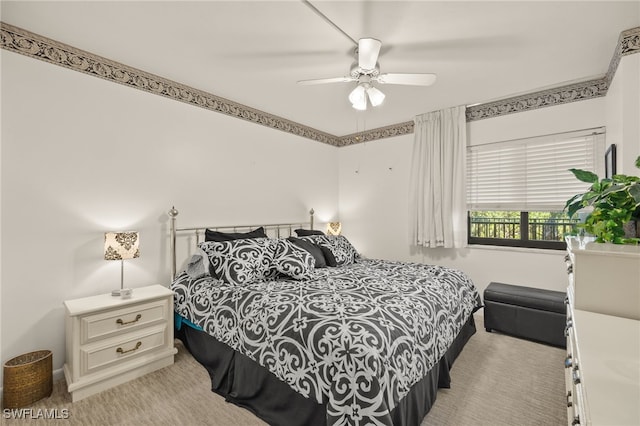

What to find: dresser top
left=64, top=285, right=173, bottom=316
left=566, top=236, right=640, bottom=258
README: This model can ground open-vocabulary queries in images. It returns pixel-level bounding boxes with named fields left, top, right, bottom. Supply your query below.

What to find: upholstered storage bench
left=483, top=282, right=566, bottom=348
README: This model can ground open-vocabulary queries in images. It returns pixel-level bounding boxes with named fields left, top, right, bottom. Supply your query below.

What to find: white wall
left=606, top=53, right=640, bottom=174
left=339, top=98, right=607, bottom=298
left=0, top=51, right=338, bottom=380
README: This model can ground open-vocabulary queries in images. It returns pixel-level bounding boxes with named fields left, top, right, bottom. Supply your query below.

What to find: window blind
left=467, top=128, right=605, bottom=211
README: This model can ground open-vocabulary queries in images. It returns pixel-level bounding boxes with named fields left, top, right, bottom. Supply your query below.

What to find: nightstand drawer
left=81, top=299, right=167, bottom=344
left=81, top=324, right=167, bottom=376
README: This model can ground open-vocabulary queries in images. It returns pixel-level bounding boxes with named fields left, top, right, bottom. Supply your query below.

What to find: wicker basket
left=2, top=350, right=53, bottom=409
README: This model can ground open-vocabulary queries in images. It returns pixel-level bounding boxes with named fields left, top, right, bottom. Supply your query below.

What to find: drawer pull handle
left=116, top=341, right=142, bottom=355
left=566, top=390, right=572, bottom=407
left=572, top=415, right=580, bottom=425
left=116, top=314, right=142, bottom=326
left=572, top=369, right=581, bottom=385
left=564, top=355, right=573, bottom=369
left=564, top=320, right=573, bottom=337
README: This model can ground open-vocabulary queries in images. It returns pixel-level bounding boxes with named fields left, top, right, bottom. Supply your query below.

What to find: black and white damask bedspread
left=172, top=259, right=481, bottom=426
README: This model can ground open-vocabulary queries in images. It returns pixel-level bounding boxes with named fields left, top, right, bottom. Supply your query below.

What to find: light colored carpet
left=4, top=312, right=566, bottom=425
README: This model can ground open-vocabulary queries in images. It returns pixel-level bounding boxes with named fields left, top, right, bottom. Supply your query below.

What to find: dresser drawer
left=80, top=299, right=167, bottom=344
left=80, top=324, right=167, bottom=376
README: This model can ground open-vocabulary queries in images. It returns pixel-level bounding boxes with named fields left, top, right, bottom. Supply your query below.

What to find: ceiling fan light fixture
left=366, top=86, right=385, bottom=107
left=348, top=82, right=385, bottom=110
left=349, top=84, right=368, bottom=110
left=351, top=100, right=367, bottom=111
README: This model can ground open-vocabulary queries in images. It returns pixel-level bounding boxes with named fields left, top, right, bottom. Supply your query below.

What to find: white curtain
left=409, top=105, right=467, bottom=248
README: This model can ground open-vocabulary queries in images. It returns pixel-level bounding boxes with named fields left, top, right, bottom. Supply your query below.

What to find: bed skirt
left=176, top=314, right=477, bottom=426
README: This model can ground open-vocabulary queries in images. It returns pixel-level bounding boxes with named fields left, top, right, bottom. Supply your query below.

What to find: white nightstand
left=63, top=285, right=177, bottom=402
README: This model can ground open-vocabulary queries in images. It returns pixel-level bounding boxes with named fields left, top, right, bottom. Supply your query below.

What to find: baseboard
left=53, top=367, right=65, bottom=383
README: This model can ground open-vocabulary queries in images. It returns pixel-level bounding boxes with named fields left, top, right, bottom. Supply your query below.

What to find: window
left=468, top=210, right=578, bottom=249
left=466, top=128, right=605, bottom=249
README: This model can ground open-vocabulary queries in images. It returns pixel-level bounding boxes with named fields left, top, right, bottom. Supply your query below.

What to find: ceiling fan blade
left=376, top=73, right=437, bottom=86
left=297, top=76, right=356, bottom=85
left=358, top=38, right=382, bottom=70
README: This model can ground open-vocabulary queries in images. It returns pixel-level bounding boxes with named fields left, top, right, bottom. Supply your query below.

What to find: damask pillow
left=205, top=226, right=267, bottom=242
left=287, top=237, right=327, bottom=268
left=298, top=235, right=359, bottom=267
left=199, top=238, right=278, bottom=285
left=274, top=239, right=315, bottom=280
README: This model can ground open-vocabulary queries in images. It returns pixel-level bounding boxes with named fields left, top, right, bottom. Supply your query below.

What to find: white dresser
left=63, top=285, right=178, bottom=402
left=565, top=238, right=640, bottom=425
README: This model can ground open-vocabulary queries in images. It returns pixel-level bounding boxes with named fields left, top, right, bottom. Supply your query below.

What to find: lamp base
left=111, top=288, right=132, bottom=299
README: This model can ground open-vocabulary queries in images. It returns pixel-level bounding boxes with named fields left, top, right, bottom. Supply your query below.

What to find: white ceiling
left=2, top=1, right=639, bottom=136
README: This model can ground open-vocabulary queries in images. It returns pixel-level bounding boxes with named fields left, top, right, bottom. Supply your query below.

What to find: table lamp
left=327, top=222, right=342, bottom=236
left=104, top=231, right=139, bottom=297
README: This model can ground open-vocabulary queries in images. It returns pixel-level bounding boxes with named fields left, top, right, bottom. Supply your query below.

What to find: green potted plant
left=565, top=155, right=640, bottom=244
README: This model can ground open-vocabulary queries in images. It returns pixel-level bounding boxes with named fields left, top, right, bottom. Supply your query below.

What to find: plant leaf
left=601, top=184, right=626, bottom=196
left=569, top=168, right=598, bottom=184
left=629, top=182, right=640, bottom=204
left=613, top=174, right=640, bottom=184
left=582, top=191, right=599, bottom=203
left=564, top=193, right=583, bottom=209
left=635, top=155, right=640, bottom=169
left=566, top=201, right=584, bottom=219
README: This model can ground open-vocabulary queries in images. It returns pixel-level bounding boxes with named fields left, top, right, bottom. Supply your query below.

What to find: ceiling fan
left=297, top=37, right=437, bottom=110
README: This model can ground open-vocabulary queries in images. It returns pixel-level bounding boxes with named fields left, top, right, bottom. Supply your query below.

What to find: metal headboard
left=168, top=206, right=315, bottom=279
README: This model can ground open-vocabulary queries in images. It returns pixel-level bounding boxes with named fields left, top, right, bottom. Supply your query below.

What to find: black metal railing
left=470, top=217, right=520, bottom=239
left=470, top=216, right=578, bottom=242
left=528, top=218, right=578, bottom=241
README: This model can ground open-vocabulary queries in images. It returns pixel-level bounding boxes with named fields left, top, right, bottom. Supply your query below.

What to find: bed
left=168, top=207, right=482, bottom=426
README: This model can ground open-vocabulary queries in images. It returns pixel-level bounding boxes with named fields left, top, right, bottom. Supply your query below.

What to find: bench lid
left=484, top=282, right=566, bottom=314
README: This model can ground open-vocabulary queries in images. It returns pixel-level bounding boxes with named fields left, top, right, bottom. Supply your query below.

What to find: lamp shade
left=104, top=231, right=140, bottom=260
left=327, top=222, right=342, bottom=236
left=349, top=83, right=386, bottom=110
left=366, top=86, right=385, bottom=107
left=349, top=84, right=367, bottom=110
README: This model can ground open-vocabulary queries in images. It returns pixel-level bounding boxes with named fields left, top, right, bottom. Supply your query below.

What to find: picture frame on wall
left=605, top=144, right=616, bottom=179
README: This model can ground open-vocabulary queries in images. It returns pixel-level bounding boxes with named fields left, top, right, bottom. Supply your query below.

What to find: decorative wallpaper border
left=1, top=21, right=638, bottom=146
left=338, top=121, right=414, bottom=147
left=465, top=78, right=608, bottom=121
left=0, top=22, right=340, bottom=146
left=605, top=26, right=640, bottom=88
